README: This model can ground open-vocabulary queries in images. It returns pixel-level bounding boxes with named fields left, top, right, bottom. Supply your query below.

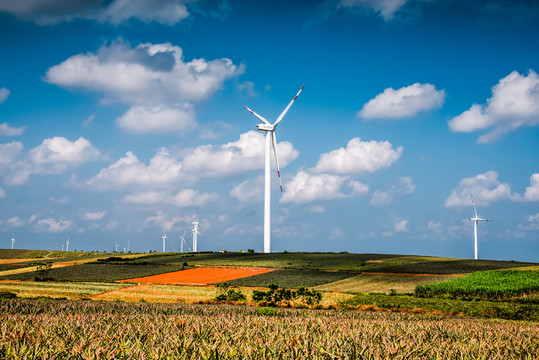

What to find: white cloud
left=394, top=219, right=409, bottom=232
left=0, top=123, right=26, bottom=136
left=515, top=173, right=539, bottom=202
left=519, top=213, right=539, bottom=230
left=0, top=88, right=10, bottom=103
left=230, top=176, right=263, bottom=203
left=123, top=191, right=166, bottom=205
left=309, top=205, right=326, bottom=213
left=84, top=148, right=182, bottom=190
left=45, top=41, right=240, bottom=106
left=82, top=115, right=95, bottom=127
left=144, top=210, right=188, bottom=232
left=427, top=220, right=443, bottom=235
left=280, top=170, right=369, bottom=204
left=370, top=176, right=416, bottom=206
left=445, top=171, right=513, bottom=207
left=36, top=218, right=72, bottom=233
left=167, top=189, right=218, bottom=207
left=1, top=137, right=100, bottom=185
left=330, top=227, right=344, bottom=239
left=183, top=130, right=298, bottom=178
left=0, top=187, right=5, bottom=198
left=0, top=0, right=190, bottom=25
left=50, top=196, right=71, bottom=204
left=358, top=83, right=445, bottom=119
left=80, top=211, right=106, bottom=221
left=449, top=70, right=539, bottom=142
left=339, top=0, right=409, bottom=20
left=116, top=104, right=196, bottom=134
left=7, top=216, right=25, bottom=227
left=314, top=138, right=403, bottom=175
left=237, top=81, right=258, bottom=97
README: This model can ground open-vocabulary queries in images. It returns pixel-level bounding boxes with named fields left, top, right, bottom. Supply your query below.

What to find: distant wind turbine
left=162, top=232, right=167, bottom=253
left=245, top=85, right=305, bottom=253
left=11, top=235, right=15, bottom=249
left=177, top=228, right=187, bottom=253
left=470, top=198, right=492, bottom=260
left=192, top=216, right=202, bottom=253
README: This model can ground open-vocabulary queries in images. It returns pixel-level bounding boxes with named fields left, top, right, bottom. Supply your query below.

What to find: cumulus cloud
left=358, top=83, right=445, bottom=120
left=370, top=176, right=416, bottom=206
left=116, top=104, right=196, bottom=134
left=182, top=130, right=298, bottom=178
left=36, top=218, right=72, bottom=233
left=144, top=210, right=189, bottom=232
left=167, top=189, right=218, bottom=207
left=83, top=148, right=182, bottom=190
left=7, top=216, right=25, bottom=227
left=0, top=123, right=26, bottom=136
left=0, top=137, right=100, bottom=185
left=514, top=173, right=539, bottom=202
left=0, top=0, right=190, bottom=25
left=0, top=88, right=10, bottom=103
left=45, top=41, right=240, bottom=106
left=338, top=0, right=409, bottom=20
left=80, top=211, right=106, bottom=221
left=445, top=171, right=513, bottom=207
left=449, top=70, right=539, bottom=142
left=394, top=219, right=409, bottom=232
left=518, top=213, right=539, bottom=231
left=280, top=170, right=369, bottom=204
left=314, top=138, right=403, bottom=175
left=230, top=176, right=264, bottom=203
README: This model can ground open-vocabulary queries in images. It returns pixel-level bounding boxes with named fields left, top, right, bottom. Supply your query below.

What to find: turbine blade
left=472, top=198, right=478, bottom=218
left=271, top=132, right=283, bottom=192
left=245, top=106, right=270, bottom=125
left=273, top=85, right=305, bottom=127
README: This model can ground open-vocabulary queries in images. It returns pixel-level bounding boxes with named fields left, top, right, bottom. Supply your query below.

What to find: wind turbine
left=470, top=198, right=491, bottom=260
left=11, top=235, right=15, bottom=249
left=177, top=228, right=187, bottom=253
left=245, top=85, right=305, bottom=253
left=66, top=238, right=70, bottom=252
left=192, top=216, right=202, bottom=253
left=162, top=232, right=167, bottom=253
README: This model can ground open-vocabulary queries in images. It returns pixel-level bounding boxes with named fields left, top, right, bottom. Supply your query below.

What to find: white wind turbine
left=245, top=85, right=305, bottom=253
left=177, top=228, right=187, bottom=253
left=162, top=232, right=167, bottom=253
left=470, top=198, right=491, bottom=260
left=11, top=235, right=15, bottom=249
left=191, top=217, right=202, bottom=253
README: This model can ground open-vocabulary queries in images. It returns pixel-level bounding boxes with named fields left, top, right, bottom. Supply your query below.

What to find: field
left=1, top=299, right=537, bottom=359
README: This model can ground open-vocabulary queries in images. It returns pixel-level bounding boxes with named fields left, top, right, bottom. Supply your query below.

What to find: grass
left=0, top=299, right=537, bottom=359
left=0, top=264, right=183, bottom=282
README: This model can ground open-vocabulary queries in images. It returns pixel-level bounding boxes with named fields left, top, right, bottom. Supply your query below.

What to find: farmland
left=1, top=299, right=537, bottom=359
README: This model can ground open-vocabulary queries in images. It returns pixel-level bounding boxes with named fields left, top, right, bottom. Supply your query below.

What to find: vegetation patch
left=0, top=281, right=130, bottom=300
left=0, top=299, right=537, bottom=359
left=252, top=283, right=322, bottom=307
left=415, top=270, right=539, bottom=300
left=0, top=264, right=183, bottom=282
left=223, top=269, right=358, bottom=288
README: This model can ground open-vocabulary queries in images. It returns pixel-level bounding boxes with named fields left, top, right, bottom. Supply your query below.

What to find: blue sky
left=0, top=0, right=538, bottom=261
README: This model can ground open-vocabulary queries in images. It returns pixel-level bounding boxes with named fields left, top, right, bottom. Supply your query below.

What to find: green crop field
left=1, top=299, right=537, bottom=359
left=221, top=269, right=359, bottom=288
left=415, top=270, right=539, bottom=299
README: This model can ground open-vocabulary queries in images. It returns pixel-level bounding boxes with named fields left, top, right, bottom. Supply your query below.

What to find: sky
left=0, top=0, right=538, bottom=261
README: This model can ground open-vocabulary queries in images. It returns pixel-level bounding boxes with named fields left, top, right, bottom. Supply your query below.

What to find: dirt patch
left=121, top=266, right=275, bottom=285
left=0, top=258, right=57, bottom=264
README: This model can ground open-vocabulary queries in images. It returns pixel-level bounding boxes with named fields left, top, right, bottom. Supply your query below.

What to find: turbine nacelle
left=256, top=123, right=275, bottom=131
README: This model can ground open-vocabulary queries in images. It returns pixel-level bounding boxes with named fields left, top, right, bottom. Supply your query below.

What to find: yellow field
left=314, top=273, right=458, bottom=293
left=0, top=281, right=130, bottom=299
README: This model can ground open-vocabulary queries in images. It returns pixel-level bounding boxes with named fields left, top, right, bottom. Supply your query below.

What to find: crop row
left=414, top=270, right=539, bottom=299
left=1, top=299, right=538, bottom=359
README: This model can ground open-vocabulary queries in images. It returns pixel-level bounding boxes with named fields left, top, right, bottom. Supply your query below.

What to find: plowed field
left=121, top=266, right=275, bottom=285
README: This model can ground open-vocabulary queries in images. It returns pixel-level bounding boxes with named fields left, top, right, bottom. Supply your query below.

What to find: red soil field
left=121, top=266, right=275, bottom=285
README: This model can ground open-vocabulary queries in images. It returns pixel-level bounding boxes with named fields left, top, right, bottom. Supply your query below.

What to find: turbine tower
left=177, top=228, right=187, bottom=253
left=245, top=85, right=305, bottom=253
left=66, top=238, right=70, bottom=252
left=192, top=217, right=202, bottom=253
left=470, top=199, right=491, bottom=260
left=162, top=232, right=167, bottom=253
left=11, top=235, right=15, bottom=249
